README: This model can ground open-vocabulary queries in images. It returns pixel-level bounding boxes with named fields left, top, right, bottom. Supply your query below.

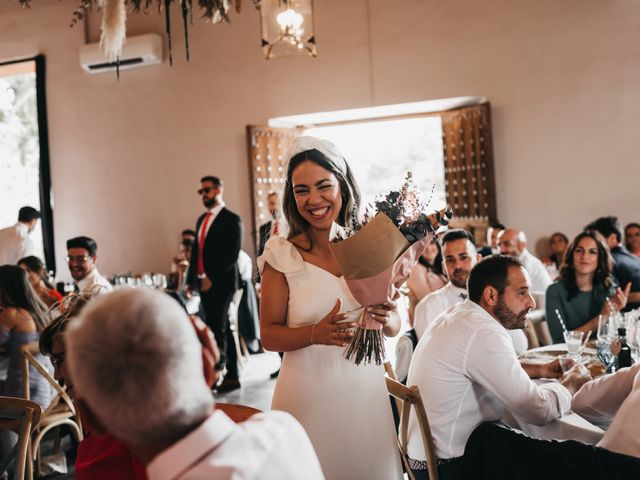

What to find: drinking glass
left=597, top=337, right=616, bottom=373
left=563, top=331, right=584, bottom=358
left=597, top=315, right=611, bottom=340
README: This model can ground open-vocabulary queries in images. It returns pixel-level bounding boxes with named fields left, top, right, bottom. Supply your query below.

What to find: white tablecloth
left=502, top=406, right=604, bottom=445
left=503, top=343, right=605, bottom=445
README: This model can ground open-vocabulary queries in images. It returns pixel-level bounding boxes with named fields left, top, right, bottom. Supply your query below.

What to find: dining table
left=502, top=343, right=606, bottom=445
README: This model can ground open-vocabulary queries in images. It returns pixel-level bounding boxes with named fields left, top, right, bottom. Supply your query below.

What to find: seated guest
left=542, top=232, right=569, bottom=279
left=414, top=229, right=527, bottom=352
left=0, top=265, right=52, bottom=408
left=573, top=363, right=640, bottom=450
left=545, top=231, right=630, bottom=343
left=462, top=363, right=640, bottom=479
left=625, top=222, right=640, bottom=258
left=498, top=228, right=553, bottom=295
left=406, top=240, right=447, bottom=325
left=39, top=293, right=146, bottom=480
left=168, top=237, right=194, bottom=294
left=586, top=216, right=640, bottom=309
left=66, top=236, right=112, bottom=295
left=478, top=222, right=504, bottom=257
left=18, top=255, right=63, bottom=307
left=406, top=256, right=589, bottom=480
left=65, top=289, right=324, bottom=480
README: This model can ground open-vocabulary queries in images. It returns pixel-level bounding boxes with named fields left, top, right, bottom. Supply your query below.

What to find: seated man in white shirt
left=406, top=255, right=590, bottom=480
left=66, top=236, right=113, bottom=294
left=413, top=229, right=528, bottom=355
left=498, top=228, right=552, bottom=296
left=65, top=289, right=324, bottom=480
left=462, top=363, right=640, bottom=478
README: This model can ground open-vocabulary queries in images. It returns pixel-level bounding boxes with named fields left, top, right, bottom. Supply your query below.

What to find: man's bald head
left=498, top=228, right=527, bottom=257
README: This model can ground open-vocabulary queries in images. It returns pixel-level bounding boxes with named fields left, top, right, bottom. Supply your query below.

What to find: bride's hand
left=366, top=301, right=397, bottom=327
left=311, top=298, right=358, bottom=347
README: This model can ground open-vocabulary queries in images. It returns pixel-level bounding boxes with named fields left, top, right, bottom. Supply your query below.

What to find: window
left=0, top=56, right=54, bottom=271
left=305, top=117, right=446, bottom=211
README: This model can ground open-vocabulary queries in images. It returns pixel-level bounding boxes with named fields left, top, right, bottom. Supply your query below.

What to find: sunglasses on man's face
left=198, top=187, right=215, bottom=195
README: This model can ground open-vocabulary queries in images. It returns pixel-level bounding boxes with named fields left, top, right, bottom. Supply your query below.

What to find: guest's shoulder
left=240, top=411, right=313, bottom=448
left=222, top=207, right=242, bottom=222
left=546, top=280, right=568, bottom=296
left=420, top=285, right=449, bottom=310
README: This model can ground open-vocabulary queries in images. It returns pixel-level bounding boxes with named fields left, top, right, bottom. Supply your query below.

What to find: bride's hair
left=282, top=148, right=360, bottom=251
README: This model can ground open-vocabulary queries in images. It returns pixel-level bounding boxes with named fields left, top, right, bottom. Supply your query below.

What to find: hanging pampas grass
left=99, top=0, right=127, bottom=61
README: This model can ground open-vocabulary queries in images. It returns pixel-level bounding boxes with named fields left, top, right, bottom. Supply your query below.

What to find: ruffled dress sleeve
left=257, top=236, right=305, bottom=276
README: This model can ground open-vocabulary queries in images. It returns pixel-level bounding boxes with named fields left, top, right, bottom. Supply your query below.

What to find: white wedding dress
left=258, top=237, right=402, bottom=480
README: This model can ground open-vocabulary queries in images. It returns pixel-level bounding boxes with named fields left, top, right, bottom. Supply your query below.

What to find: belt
left=408, top=456, right=460, bottom=470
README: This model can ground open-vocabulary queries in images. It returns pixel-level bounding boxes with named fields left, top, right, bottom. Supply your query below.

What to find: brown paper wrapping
left=329, top=214, right=410, bottom=280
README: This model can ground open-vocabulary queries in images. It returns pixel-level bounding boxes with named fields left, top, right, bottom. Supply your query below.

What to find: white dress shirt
left=147, top=409, right=324, bottom=480
left=519, top=249, right=553, bottom=295
left=76, top=268, right=113, bottom=295
left=198, top=201, right=225, bottom=241
left=407, top=300, right=571, bottom=460
left=237, top=250, right=253, bottom=282
left=572, top=363, right=640, bottom=459
left=0, top=222, right=36, bottom=265
left=414, top=282, right=528, bottom=355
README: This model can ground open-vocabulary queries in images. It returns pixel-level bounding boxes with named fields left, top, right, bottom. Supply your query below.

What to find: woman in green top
left=545, top=231, right=631, bottom=343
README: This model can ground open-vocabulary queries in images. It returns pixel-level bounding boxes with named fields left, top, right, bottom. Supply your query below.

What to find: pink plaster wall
left=0, top=0, right=637, bottom=279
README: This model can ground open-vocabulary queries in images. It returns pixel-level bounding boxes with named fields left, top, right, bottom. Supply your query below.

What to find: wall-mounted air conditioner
left=79, top=33, right=163, bottom=74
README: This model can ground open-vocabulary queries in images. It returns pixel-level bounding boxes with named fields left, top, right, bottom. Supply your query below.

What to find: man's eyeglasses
left=66, top=255, right=89, bottom=263
left=198, top=187, right=215, bottom=195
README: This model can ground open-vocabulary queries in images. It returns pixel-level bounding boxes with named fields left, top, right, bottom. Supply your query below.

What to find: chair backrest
left=215, top=402, right=262, bottom=423
left=0, top=396, right=42, bottom=480
left=20, top=342, right=76, bottom=418
left=385, top=376, right=439, bottom=480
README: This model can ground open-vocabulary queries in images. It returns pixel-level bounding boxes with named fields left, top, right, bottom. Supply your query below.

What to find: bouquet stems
left=344, top=311, right=385, bottom=365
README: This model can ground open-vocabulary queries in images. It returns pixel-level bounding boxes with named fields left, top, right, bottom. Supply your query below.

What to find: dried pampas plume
left=99, top=0, right=127, bottom=61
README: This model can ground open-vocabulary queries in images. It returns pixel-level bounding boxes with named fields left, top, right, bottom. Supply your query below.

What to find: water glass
left=597, top=337, right=616, bottom=373
left=564, top=331, right=584, bottom=358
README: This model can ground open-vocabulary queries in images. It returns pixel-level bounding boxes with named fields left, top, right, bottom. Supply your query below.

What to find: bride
left=258, top=136, right=403, bottom=479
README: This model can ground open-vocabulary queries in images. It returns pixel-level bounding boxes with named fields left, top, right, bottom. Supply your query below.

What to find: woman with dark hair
left=258, top=137, right=403, bottom=479
left=406, top=240, right=447, bottom=324
left=0, top=265, right=52, bottom=408
left=545, top=231, right=631, bottom=343
left=543, top=232, right=569, bottom=267
left=625, top=222, right=640, bottom=257
left=18, top=255, right=63, bottom=307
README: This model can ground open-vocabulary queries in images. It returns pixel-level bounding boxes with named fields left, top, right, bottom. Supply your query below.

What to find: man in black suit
left=258, top=191, right=280, bottom=257
left=586, top=216, right=640, bottom=310
left=188, top=175, right=243, bottom=393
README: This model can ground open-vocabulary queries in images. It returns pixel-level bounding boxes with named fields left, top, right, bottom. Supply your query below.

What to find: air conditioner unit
left=79, top=33, right=163, bottom=74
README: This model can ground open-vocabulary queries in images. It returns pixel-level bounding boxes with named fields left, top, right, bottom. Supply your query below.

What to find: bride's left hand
left=366, top=301, right=397, bottom=327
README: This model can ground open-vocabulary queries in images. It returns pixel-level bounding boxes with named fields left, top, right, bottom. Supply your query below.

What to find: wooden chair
left=383, top=361, right=403, bottom=414
left=215, top=402, right=262, bottom=423
left=0, top=397, right=42, bottom=480
left=20, top=343, right=83, bottom=477
left=384, top=375, right=439, bottom=480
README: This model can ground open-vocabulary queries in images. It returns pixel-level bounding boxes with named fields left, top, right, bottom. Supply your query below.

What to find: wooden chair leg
left=26, top=442, right=33, bottom=480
